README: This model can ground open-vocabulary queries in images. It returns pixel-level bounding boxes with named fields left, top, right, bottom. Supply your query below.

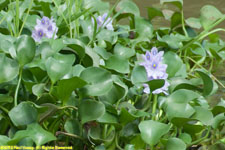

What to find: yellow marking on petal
left=153, top=64, right=156, bottom=67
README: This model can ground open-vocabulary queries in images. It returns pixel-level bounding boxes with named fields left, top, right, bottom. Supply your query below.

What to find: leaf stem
left=18, top=0, right=33, bottom=36
left=179, top=16, right=225, bottom=52
left=181, top=9, right=188, bottom=37
left=56, top=131, right=84, bottom=140
left=187, top=127, right=211, bottom=147
left=152, top=95, right=158, bottom=120
left=14, top=68, right=22, bottom=106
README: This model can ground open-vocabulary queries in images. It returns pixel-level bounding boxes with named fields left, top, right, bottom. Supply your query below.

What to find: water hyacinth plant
left=140, top=47, right=169, bottom=95
left=0, top=0, right=224, bottom=150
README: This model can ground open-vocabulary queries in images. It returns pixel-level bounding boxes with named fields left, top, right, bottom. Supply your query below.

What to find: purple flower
left=31, top=26, right=45, bottom=42
left=140, top=47, right=167, bottom=79
left=92, top=13, right=114, bottom=31
left=140, top=47, right=170, bottom=95
left=32, top=16, right=58, bottom=42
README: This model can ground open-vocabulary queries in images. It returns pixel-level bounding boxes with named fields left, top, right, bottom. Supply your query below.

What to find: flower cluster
left=92, top=13, right=114, bottom=31
left=140, top=47, right=170, bottom=95
left=32, top=16, right=58, bottom=42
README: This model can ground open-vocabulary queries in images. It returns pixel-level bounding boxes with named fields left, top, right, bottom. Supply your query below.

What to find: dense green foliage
left=0, top=0, right=225, bottom=149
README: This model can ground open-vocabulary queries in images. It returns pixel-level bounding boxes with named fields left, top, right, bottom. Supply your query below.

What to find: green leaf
left=9, top=102, right=38, bottom=126
left=8, top=123, right=56, bottom=146
left=97, top=112, right=118, bottom=124
left=148, top=7, right=164, bottom=21
left=85, top=46, right=101, bottom=67
left=192, top=106, right=213, bottom=125
left=135, top=17, right=153, bottom=40
left=146, top=79, right=165, bottom=92
left=99, top=84, right=126, bottom=104
left=0, top=53, right=19, bottom=83
left=45, top=53, right=75, bottom=84
left=138, top=120, right=170, bottom=146
left=57, top=77, right=87, bottom=102
left=79, top=100, right=105, bottom=124
left=166, top=137, right=186, bottom=150
left=15, top=35, right=36, bottom=66
left=105, top=55, right=129, bottom=74
left=119, top=108, right=136, bottom=126
left=164, top=89, right=200, bottom=120
left=131, top=65, right=148, bottom=84
left=0, top=94, right=13, bottom=103
left=83, top=0, right=109, bottom=12
left=114, top=44, right=135, bottom=59
left=196, top=69, right=214, bottom=96
left=63, top=38, right=86, bottom=60
left=163, top=51, right=183, bottom=78
left=0, top=135, right=10, bottom=145
left=212, top=113, right=225, bottom=129
left=171, top=12, right=182, bottom=29
left=212, top=99, right=225, bottom=115
left=178, top=133, right=192, bottom=144
left=64, top=119, right=81, bottom=135
left=200, top=5, right=224, bottom=30
left=32, top=83, right=45, bottom=98
left=80, top=67, right=113, bottom=96
left=160, top=0, right=183, bottom=10
left=116, top=0, right=140, bottom=16
left=185, top=17, right=202, bottom=29
left=40, top=42, right=57, bottom=60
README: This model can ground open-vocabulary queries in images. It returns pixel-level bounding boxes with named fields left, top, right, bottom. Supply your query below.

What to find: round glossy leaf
left=148, top=7, right=164, bottom=21
left=185, top=17, right=202, bottom=29
left=80, top=67, right=113, bottom=96
left=64, top=119, right=81, bottom=135
left=114, top=44, right=135, bottom=59
left=163, top=51, right=183, bottom=78
left=16, top=35, right=36, bottom=66
left=212, top=113, right=225, bottom=129
left=9, top=102, right=38, bottom=126
left=0, top=54, right=19, bottom=83
left=83, top=0, right=109, bottom=12
left=192, top=106, right=213, bottom=125
left=99, top=84, right=126, bottom=104
left=40, top=42, right=56, bottom=60
left=97, top=112, right=118, bottom=124
left=131, top=65, right=148, bottom=84
left=105, top=55, right=129, bottom=74
left=119, top=108, right=136, bottom=126
left=32, top=83, right=45, bottom=98
left=0, top=135, right=10, bottom=145
left=164, top=89, right=200, bottom=120
left=135, top=16, right=153, bottom=40
left=45, top=53, right=75, bottom=84
left=79, top=100, right=105, bottom=124
left=179, top=133, right=192, bottom=144
left=166, top=138, right=186, bottom=150
left=57, top=76, right=87, bottom=102
left=8, top=123, right=56, bottom=146
left=116, top=0, right=140, bottom=16
left=146, top=79, right=165, bottom=92
left=160, top=0, right=183, bottom=10
left=138, top=120, right=170, bottom=146
left=200, top=5, right=223, bottom=30
left=63, top=38, right=86, bottom=60
left=196, top=69, right=214, bottom=96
